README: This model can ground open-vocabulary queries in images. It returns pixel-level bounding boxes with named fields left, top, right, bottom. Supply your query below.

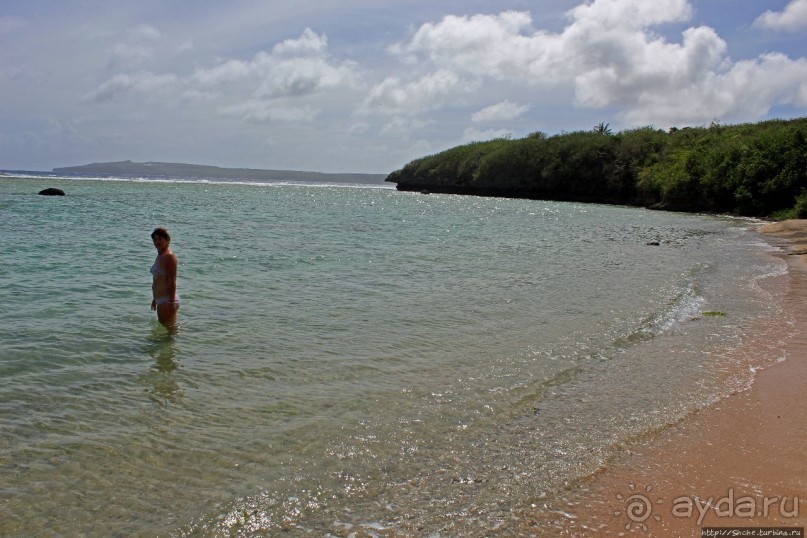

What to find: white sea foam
left=2, top=171, right=394, bottom=190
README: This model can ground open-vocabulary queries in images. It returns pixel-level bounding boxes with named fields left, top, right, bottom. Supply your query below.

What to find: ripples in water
left=0, top=177, right=788, bottom=535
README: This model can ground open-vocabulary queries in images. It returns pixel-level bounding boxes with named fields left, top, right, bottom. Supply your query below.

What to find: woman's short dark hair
left=151, top=227, right=171, bottom=242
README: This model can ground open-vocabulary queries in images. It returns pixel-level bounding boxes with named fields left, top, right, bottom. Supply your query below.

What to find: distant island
left=386, top=117, right=807, bottom=219
left=53, top=161, right=388, bottom=185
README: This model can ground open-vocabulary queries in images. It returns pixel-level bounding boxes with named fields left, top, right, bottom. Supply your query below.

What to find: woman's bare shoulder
left=162, top=251, right=178, bottom=268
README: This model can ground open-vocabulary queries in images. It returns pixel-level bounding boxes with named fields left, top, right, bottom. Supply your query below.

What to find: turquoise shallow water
left=0, top=176, right=792, bottom=535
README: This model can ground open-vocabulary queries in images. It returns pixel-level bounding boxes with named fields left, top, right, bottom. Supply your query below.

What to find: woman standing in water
left=150, top=227, right=179, bottom=328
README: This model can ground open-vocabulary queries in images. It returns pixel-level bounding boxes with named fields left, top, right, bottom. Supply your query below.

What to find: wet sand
left=517, top=220, right=807, bottom=537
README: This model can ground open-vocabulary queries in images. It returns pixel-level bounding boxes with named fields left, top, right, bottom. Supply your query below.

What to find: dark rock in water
left=421, top=190, right=430, bottom=195
left=38, top=188, right=65, bottom=196
left=646, top=241, right=660, bottom=246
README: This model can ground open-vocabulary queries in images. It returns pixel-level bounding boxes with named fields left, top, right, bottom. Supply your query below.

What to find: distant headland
left=53, top=161, right=388, bottom=185
left=385, top=117, right=807, bottom=219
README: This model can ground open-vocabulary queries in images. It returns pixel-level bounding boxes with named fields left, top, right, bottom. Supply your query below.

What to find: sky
left=1, top=0, right=806, bottom=174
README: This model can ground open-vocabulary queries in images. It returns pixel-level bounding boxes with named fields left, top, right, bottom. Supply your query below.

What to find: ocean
left=0, top=174, right=793, bottom=535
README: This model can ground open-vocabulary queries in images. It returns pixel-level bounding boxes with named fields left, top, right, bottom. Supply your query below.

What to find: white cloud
left=272, top=27, right=327, bottom=56
left=180, top=88, right=218, bottom=104
left=405, top=139, right=434, bottom=159
left=379, top=116, right=435, bottom=137
left=568, top=0, right=692, bottom=30
left=219, top=100, right=319, bottom=123
left=471, top=101, right=529, bottom=122
left=385, top=0, right=807, bottom=127
left=753, top=0, right=807, bottom=32
left=191, top=28, right=360, bottom=98
left=391, top=1, right=701, bottom=84
left=254, top=57, right=359, bottom=98
left=128, top=24, right=161, bottom=42
left=192, top=57, right=255, bottom=85
left=109, top=25, right=162, bottom=67
left=87, top=27, right=361, bottom=122
left=347, top=122, right=370, bottom=135
left=110, top=43, right=155, bottom=67
left=391, top=11, right=554, bottom=80
left=86, top=71, right=179, bottom=102
left=623, top=52, right=807, bottom=125
left=572, top=26, right=729, bottom=108
left=362, top=69, right=476, bottom=115
left=462, top=126, right=511, bottom=142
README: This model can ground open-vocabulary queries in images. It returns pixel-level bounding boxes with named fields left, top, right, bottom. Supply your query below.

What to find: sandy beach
left=517, top=220, right=807, bottom=537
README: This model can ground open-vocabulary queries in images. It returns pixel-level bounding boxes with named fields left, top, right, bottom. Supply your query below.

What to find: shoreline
left=516, top=220, right=807, bottom=536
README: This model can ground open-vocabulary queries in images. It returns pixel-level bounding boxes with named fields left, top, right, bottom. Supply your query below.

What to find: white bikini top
left=150, top=259, right=167, bottom=277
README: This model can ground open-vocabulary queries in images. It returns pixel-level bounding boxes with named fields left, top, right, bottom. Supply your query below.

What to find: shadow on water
left=141, top=322, right=185, bottom=404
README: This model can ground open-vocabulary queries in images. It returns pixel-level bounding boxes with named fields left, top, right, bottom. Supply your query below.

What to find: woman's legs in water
left=156, top=302, right=179, bottom=328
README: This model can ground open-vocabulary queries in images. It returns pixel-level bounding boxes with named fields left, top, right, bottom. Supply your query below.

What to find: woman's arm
left=151, top=270, right=157, bottom=310
left=165, top=253, right=178, bottom=301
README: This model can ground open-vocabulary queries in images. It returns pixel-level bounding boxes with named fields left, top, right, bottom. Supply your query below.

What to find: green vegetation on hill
left=386, top=117, right=807, bottom=218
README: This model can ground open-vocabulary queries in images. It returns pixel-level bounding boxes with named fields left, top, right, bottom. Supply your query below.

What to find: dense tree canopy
left=386, top=117, right=807, bottom=218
